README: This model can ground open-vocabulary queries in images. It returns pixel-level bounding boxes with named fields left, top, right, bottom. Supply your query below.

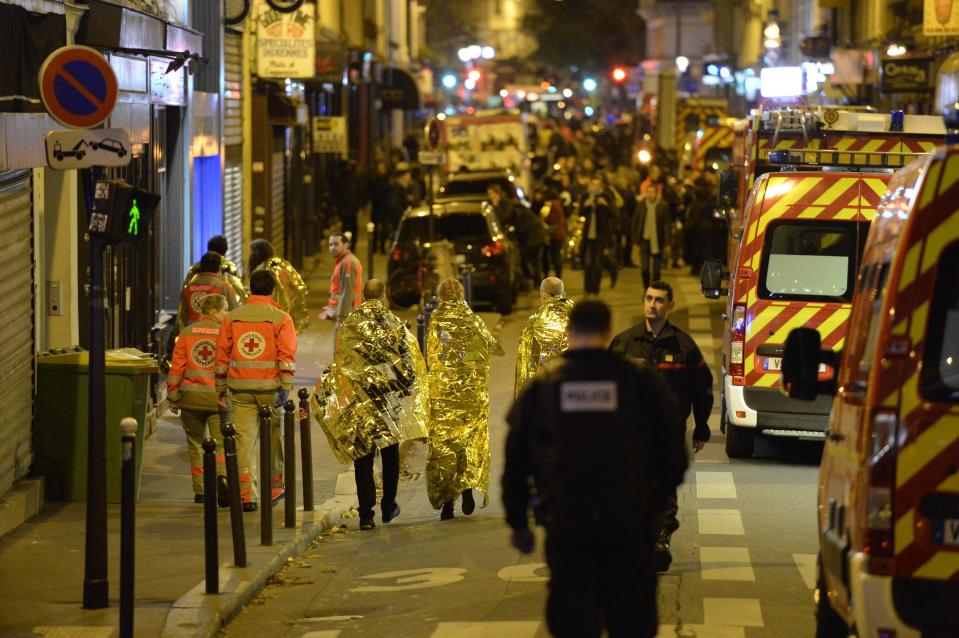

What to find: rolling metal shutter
left=270, top=148, right=285, bottom=252
left=223, top=31, right=244, bottom=270
left=0, top=171, right=34, bottom=498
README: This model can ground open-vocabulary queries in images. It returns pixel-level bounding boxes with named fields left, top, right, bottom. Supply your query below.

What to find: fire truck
left=702, top=107, right=944, bottom=458
left=781, top=114, right=959, bottom=637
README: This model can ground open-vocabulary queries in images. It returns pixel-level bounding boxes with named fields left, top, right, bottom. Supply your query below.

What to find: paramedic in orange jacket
left=168, top=293, right=230, bottom=504
left=214, top=270, right=298, bottom=510
left=320, top=232, right=363, bottom=336
left=177, top=251, right=239, bottom=331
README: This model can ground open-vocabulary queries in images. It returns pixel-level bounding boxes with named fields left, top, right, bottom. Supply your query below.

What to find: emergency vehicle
left=781, top=122, right=959, bottom=637
left=702, top=108, right=944, bottom=458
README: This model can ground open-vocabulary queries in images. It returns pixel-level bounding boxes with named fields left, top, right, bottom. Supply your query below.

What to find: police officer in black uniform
left=503, top=299, right=688, bottom=638
left=609, top=280, right=713, bottom=572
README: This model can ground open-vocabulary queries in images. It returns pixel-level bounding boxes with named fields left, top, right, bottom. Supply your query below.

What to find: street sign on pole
left=46, top=129, right=132, bottom=170
left=418, top=151, right=446, bottom=166
left=427, top=119, right=442, bottom=150
left=38, top=45, right=118, bottom=129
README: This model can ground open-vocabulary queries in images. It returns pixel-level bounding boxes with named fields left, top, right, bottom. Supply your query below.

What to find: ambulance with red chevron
left=702, top=107, right=944, bottom=458
left=781, top=111, right=959, bottom=638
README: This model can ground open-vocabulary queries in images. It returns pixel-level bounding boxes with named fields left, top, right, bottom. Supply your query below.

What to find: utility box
left=35, top=347, right=158, bottom=503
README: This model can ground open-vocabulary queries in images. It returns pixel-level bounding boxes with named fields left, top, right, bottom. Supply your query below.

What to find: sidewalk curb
left=161, top=491, right=355, bottom=638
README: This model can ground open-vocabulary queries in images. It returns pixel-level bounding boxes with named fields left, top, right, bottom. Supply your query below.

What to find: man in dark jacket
left=609, top=280, right=713, bottom=572
left=579, top=176, right=618, bottom=294
left=504, top=299, right=688, bottom=638
left=632, top=184, right=670, bottom=291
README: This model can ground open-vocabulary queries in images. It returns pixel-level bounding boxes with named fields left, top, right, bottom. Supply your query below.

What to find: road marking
left=351, top=567, right=466, bottom=592
left=656, top=625, right=747, bottom=638
left=689, top=317, right=713, bottom=332
left=793, top=553, right=817, bottom=589
left=698, top=509, right=745, bottom=535
left=430, top=621, right=541, bottom=637
left=702, top=598, right=764, bottom=627
left=696, top=472, right=737, bottom=499
left=700, top=547, right=755, bottom=581
left=497, top=562, right=550, bottom=583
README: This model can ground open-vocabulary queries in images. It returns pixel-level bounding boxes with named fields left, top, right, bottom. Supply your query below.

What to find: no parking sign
left=38, top=45, right=118, bottom=129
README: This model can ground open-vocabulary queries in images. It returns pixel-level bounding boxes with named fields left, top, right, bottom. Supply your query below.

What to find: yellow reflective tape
left=754, top=373, right=780, bottom=387
left=898, top=370, right=921, bottom=420
left=799, top=206, right=825, bottom=219
left=913, top=551, right=959, bottom=580
left=747, top=304, right=786, bottom=341
left=921, top=213, right=959, bottom=275
left=745, top=354, right=754, bottom=376
left=861, top=139, right=885, bottom=153
left=936, top=468, right=959, bottom=492
left=816, top=308, right=850, bottom=344
left=758, top=177, right=823, bottom=236
left=813, top=178, right=857, bottom=207
left=895, top=508, right=915, bottom=554
left=898, top=243, right=922, bottom=293
left=918, top=160, right=944, bottom=212
left=833, top=208, right=862, bottom=220
left=897, top=409, right=951, bottom=486
left=764, top=306, right=822, bottom=344
left=833, top=336, right=846, bottom=349
left=834, top=138, right=855, bottom=151
left=864, top=178, right=889, bottom=199
left=938, top=154, right=959, bottom=200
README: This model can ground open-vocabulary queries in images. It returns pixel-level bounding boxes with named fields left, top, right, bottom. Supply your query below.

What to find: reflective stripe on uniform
left=168, top=374, right=183, bottom=384
left=227, top=378, right=282, bottom=391
left=181, top=385, right=216, bottom=393
left=231, top=360, right=283, bottom=369
left=185, top=369, right=215, bottom=378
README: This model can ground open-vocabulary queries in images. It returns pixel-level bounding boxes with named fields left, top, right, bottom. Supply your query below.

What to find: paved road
left=223, top=263, right=822, bottom=638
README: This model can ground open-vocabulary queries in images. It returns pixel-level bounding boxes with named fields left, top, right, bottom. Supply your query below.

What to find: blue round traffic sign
left=39, top=46, right=118, bottom=129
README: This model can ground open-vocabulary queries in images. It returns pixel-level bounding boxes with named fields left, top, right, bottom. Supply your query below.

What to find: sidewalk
left=0, top=224, right=504, bottom=638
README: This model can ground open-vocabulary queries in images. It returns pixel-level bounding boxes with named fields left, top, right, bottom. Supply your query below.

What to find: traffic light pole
left=83, top=232, right=109, bottom=609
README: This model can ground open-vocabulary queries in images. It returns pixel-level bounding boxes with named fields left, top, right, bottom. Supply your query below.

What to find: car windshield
left=759, top=220, right=868, bottom=302
left=921, top=241, right=959, bottom=402
left=442, top=177, right=512, bottom=198
left=398, top=213, right=490, bottom=243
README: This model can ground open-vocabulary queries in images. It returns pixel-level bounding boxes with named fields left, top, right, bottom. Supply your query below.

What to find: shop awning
left=379, top=67, right=420, bottom=111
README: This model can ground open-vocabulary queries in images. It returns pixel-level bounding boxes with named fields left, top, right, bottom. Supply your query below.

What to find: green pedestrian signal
left=127, top=198, right=140, bottom=236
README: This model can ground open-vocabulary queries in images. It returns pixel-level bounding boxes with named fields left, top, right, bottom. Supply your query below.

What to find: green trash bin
left=35, top=347, right=159, bottom=503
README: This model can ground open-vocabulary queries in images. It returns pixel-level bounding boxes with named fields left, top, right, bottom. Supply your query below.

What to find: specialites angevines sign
left=255, top=1, right=316, bottom=79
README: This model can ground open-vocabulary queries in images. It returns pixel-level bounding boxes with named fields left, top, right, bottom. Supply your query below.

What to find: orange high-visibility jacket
left=178, top=271, right=239, bottom=329
left=214, top=295, right=297, bottom=394
left=326, top=251, right=363, bottom=322
left=167, top=317, right=221, bottom=411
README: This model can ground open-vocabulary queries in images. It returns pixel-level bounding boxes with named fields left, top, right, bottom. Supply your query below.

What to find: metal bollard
left=201, top=438, right=219, bottom=594
left=119, top=417, right=137, bottom=638
left=297, top=388, right=314, bottom=511
left=366, top=220, right=376, bottom=278
left=220, top=423, right=246, bottom=567
left=258, top=404, right=273, bottom=546
left=283, top=399, right=297, bottom=528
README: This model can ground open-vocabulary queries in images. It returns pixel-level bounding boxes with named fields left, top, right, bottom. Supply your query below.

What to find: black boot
left=461, top=489, right=475, bottom=515
left=440, top=501, right=454, bottom=520
left=654, top=528, right=672, bottom=572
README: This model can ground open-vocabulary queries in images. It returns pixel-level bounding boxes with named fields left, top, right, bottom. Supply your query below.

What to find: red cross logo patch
left=191, top=339, right=216, bottom=367
left=189, top=291, right=208, bottom=313
left=238, top=331, right=266, bottom=359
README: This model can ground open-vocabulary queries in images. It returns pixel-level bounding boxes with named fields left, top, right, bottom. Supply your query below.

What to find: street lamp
left=676, top=55, right=690, bottom=73
left=441, top=73, right=457, bottom=89
left=582, top=77, right=597, bottom=92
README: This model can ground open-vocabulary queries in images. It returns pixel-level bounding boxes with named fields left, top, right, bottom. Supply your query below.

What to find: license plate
left=933, top=518, right=959, bottom=545
left=764, top=357, right=783, bottom=371
left=762, top=357, right=827, bottom=373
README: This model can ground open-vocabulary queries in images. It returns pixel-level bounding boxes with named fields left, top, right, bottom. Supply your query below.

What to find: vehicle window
left=921, top=241, right=959, bottom=402
left=859, top=262, right=890, bottom=374
left=758, top=220, right=867, bottom=302
left=704, top=147, right=732, bottom=171
left=442, top=177, right=511, bottom=198
left=398, top=214, right=491, bottom=242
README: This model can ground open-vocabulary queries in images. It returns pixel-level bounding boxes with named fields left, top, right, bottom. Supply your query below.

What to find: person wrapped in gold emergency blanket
left=249, top=239, right=310, bottom=333
left=312, top=279, right=429, bottom=529
left=426, top=278, right=504, bottom=520
left=515, top=277, right=574, bottom=396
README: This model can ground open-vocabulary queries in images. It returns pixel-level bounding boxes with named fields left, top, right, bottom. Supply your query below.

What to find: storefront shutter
left=223, top=31, right=244, bottom=270
left=271, top=148, right=285, bottom=252
left=0, top=171, right=34, bottom=497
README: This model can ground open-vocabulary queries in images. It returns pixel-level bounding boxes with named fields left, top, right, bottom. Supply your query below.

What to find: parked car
left=387, top=201, right=519, bottom=314
left=437, top=168, right=529, bottom=206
